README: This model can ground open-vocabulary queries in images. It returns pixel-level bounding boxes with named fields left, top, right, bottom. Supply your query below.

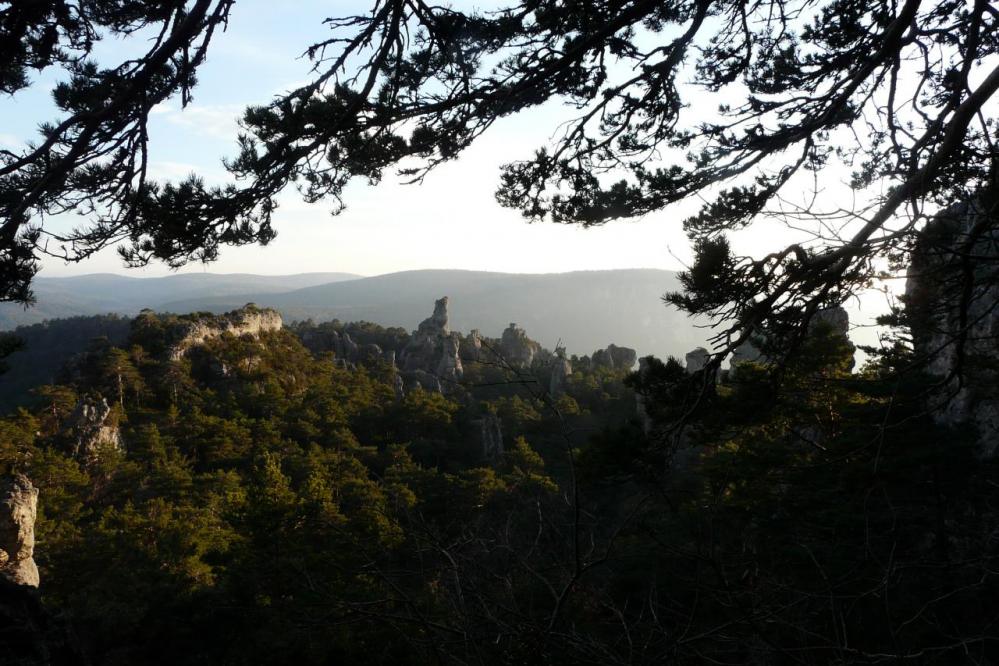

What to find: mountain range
left=1, top=269, right=705, bottom=359
left=0, top=272, right=360, bottom=329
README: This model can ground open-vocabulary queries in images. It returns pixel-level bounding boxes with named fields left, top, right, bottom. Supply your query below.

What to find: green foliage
left=3, top=308, right=996, bottom=663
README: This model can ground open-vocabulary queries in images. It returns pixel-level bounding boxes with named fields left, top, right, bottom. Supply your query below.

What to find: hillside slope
left=0, top=272, right=360, bottom=329
left=162, top=269, right=705, bottom=359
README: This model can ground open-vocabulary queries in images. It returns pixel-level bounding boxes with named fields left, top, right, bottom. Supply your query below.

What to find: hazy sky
left=3, top=0, right=833, bottom=281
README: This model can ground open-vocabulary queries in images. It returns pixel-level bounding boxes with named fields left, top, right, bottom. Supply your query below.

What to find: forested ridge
left=0, top=294, right=994, bottom=665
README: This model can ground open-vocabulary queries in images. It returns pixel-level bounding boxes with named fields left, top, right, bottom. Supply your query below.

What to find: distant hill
left=0, top=269, right=708, bottom=413
left=0, top=272, right=361, bottom=329
left=162, top=269, right=706, bottom=359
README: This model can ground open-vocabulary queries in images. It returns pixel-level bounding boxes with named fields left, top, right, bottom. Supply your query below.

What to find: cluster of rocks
left=634, top=306, right=854, bottom=434
left=498, top=323, right=541, bottom=368
left=68, top=395, right=124, bottom=467
left=398, top=297, right=464, bottom=393
left=298, top=327, right=396, bottom=372
left=168, top=305, right=283, bottom=361
left=590, top=344, right=638, bottom=371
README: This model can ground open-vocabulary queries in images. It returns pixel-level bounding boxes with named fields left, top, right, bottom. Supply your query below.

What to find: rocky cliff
left=0, top=475, right=38, bottom=589
left=68, top=395, right=123, bottom=467
left=729, top=305, right=852, bottom=376
left=0, top=476, right=81, bottom=664
left=905, top=192, right=999, bottom=455
left=399, top=297, right=463, bottom=392
left=498, top=323, right=540, bottom=368
left=549, top=346, right=573, bottom=396
left=168, top=305, right=282, bottom=360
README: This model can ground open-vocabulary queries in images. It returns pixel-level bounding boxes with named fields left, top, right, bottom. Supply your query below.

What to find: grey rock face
left=591, top=344, right=638, bottom=370
left=729, top=338, right=765, bottom=375
left=728, top=305, right=853, bottom=377
left=0, top=475, right=39, bottom=588
left=811, top=306, right=850, bottom=337
left=69, top=395, right=123, bottom=465
left=549, top=346, right=573, bottom=396
left=436, top=332, right=464, bottom=385
left=168, top=305, right=282, bottom=361
left=685, top=347, right=711, bottom=374
left=905, top=194, right=999, bottom=455
left=463, top=329, right=483, bottom=361
left=499, top=323, right=540, bottom=368
left=634, top=356, right=655, bottom=435
left=409, top=369, right=442, bottom=393
left=399, top=297, right=463, bottom=392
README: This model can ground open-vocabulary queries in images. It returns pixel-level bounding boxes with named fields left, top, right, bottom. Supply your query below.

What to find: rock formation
left=685, top=347, right=710, bottom=374
left=549, top=346, right=572, bottom=396
left=634, top=356, right=655, bottom=435
left=591, top=344, right=638, bottom=370
left=729, top=338, right=766, bottom=374
left=399, top=297, right=463, bottom=392
left=905, top=193, right=999, bottom=455
left=0, top=476, right=82, bottom=664
left=68, top=395, right=123, bottom=465
left=0, top=475, right=38, bottom=588
left=810, top=306, right=850, bottom=337
left=462, top=329, right=483, bottom=361
left=335, top=332, right=360, bottom=363
left=729, top=305, right=852, bottom=376
left=169, top=305, right=282, bottom=360
left=436, top=333, right=464, bottom=384
left=499, top=323, right=540, bottom=368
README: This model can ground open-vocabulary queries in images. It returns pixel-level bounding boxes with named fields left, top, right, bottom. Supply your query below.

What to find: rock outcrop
left=729, top=305, right=852, bottom=376
left=68, top=395, right=123, bottom=466
left=336, top=332, right=360, bottom=364
left=0, top=476, right=82, bottom=664
left=462, top=329, right=483, bottom=362
left=0, top=475, right=38, bottom=588
left=549, top=347, right=572, bottom=396
left=685, top=347, right=710, bottom=374
left=399, top=298, right=463, bottom=392
left=905, top=193, right=999, bottom=455
left=436, top=333, right=464, bottom=383
left=498, top=323, right=540, bottom=368
left=591, top=344, right=638, bottom=370
left=169, top=305, right=282, bottom=361
left=810, top=306, right=850, bottom=337
left=729, top=338, right=766, bottom=375
left=634, top=356, right=655, bottom=435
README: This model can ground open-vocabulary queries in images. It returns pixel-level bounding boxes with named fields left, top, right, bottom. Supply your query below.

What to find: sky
left=1, top=0, right=896, bottom=348
left=2, top=0, right=837, bottom=280
left=2, top=0, right=700, bottom=278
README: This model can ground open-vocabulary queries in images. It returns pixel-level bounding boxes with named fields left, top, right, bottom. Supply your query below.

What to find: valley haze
left=0, top=268, right=705, bottom=361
